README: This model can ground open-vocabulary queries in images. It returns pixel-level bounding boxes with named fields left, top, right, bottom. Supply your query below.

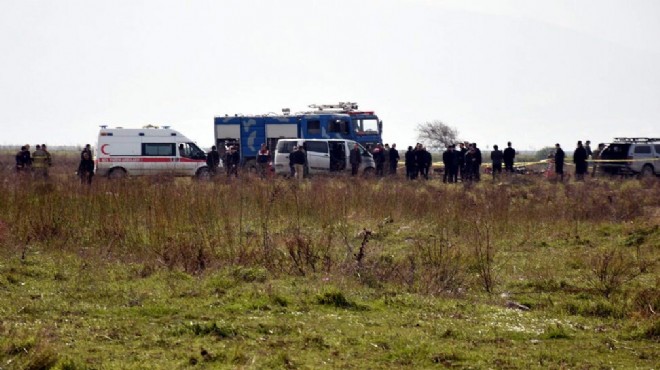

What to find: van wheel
left=108, top=168, right=126, bottom=179
left=640, top=164, right=654, bottom=177
left=195, top=167, right=211, bottom=181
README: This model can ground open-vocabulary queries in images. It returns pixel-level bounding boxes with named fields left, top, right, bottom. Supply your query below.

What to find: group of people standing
left=14, top=144, right=53, bottom=179
left=439, top=142, right=516, bottom=183
left=551, top=140, right=603, bottom=181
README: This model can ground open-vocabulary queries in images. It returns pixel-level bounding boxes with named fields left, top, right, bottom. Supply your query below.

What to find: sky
left=1, top=0, right=659, bottom=151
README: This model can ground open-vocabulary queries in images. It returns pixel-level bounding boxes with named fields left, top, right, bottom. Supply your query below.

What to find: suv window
left=654, top=145, right=660, bottom=154
left=305, top=141, right=329, bottom=153
left=601, top=144, right=630, bottom=160
left=277, top=141, right=298, bottom=154
left=634, top=145, right=651, bottom=154
left=143, top=143, right=175, bottom=156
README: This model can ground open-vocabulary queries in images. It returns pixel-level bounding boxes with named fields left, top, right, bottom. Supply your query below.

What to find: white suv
left=599, top=138, right=660, bottom=177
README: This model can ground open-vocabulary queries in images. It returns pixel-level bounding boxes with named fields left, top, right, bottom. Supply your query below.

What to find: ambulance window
left=143, top=143, right=175, bottom=156
left=305, top=141, right=328, bottom=154
left=307, top=120, right=321, bottom=135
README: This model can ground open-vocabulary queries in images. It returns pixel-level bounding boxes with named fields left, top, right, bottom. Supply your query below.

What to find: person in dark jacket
left=490, top=144, right=503, bottom=180
left=503, top=141, right=515, bottom=173
left=349, top=143, right=362, bottom=176
left=78, top=151, right=95, bottom=185
left=372, top=144, right=385, bottom=177
left=442, top=145, right=458, bottom=183
left=573, top=140, right=588, bottom=181
left=457, top=142, right=467, bottom=181
left=389, top=143, right=400, bottom=175
left=15, top=146, right=28, bottom=172
left=290, top=145, right=307, bottom=180
left=555, top=143, right=565, bottom=182
left=405, top=146, right=417, bottom=180
left=417, top=146, right=432, bottom=180
left=206, top=145, right=220, bottom=175
left=472, top=143, right=482, bottom=181
left=225, top=146, right=240, bottom=178
left=464, top=146, right=476, bottom=182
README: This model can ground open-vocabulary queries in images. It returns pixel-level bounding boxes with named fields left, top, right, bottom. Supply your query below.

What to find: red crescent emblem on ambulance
left=101, top=144, right=109, bottom=155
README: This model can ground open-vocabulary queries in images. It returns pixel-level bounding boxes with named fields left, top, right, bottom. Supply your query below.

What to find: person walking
left=81, top=144, right=92, bottom=160
left=490, top=144, right=503, bottom=180
left=206, top=145, right=221, bottom=176
left=573, top=141, right=588, bottom=181
left=388, top=143, right=399, bottom=175
left=405, top=146, right=417, bottom=180
left=78, top=151, right=95, bottom=185
left=290, top=145, right=306, bottom=180
left=554, top=143, right=565, bottom=182
left=349, top=143, right=362, bottom=176
left=32, top=144, right=49, bottom=180
left=503, top=141, right=515, bottom=173
left=256, top=143, right=271, bottom=179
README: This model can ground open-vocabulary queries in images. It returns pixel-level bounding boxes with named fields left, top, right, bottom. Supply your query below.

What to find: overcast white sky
left=1, top=0, right=659, bottom=150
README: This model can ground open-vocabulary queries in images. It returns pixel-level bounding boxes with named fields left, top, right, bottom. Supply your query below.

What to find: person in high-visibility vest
left=32, top=144, right=49, bottom=179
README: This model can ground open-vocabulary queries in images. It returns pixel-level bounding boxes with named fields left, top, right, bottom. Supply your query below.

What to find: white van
left=96, top=126, right=211, bottom=178
left=273, top=139, right=375, bottom=175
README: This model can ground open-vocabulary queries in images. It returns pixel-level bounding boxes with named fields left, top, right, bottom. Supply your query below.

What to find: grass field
left=0, top=152, right=658, bottom=369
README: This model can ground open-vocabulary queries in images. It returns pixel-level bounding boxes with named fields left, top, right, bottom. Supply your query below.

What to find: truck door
left=304, top=141, right=330, bottom=174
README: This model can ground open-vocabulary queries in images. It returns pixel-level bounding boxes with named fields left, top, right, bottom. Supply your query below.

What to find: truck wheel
left=108, top=168, right=126, bottom=179
left=640, top=164, right=654, bottom=178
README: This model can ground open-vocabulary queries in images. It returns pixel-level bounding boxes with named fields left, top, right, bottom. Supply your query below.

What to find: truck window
left=634, top=145, right=651, bottom=154
left=329, top=119, right=350, bottom=134
left=307, top=120, right=321, bottom=135
left=143, top=143, right=175, bottom=156
left=305, top=141, right=328, bottom=154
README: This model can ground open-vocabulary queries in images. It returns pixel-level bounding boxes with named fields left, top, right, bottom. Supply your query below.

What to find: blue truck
left=213, top=102, right=383, bottom=168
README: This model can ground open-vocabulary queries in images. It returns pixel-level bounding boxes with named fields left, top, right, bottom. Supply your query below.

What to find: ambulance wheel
left=195, top=167, right=211, bottom=180
left=108, top=168, right=126, bottom=179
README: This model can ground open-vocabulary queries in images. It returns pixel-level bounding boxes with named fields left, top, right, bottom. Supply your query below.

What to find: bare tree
left=416, top=121, right=460, bottom=151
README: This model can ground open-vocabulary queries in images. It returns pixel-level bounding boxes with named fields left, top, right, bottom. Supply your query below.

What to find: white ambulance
left=96, top=126, right=211, bottom=178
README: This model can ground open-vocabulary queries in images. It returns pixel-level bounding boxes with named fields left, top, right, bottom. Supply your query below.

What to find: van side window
left=634, top=145, right=651, bottom=154
left=277, top=141, right=296, bottom=154
left=305, top=141, right=328, bottom=153
left=307, top=120, right=321, bottom=135
left=143, top=143, right=175, bottom=156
